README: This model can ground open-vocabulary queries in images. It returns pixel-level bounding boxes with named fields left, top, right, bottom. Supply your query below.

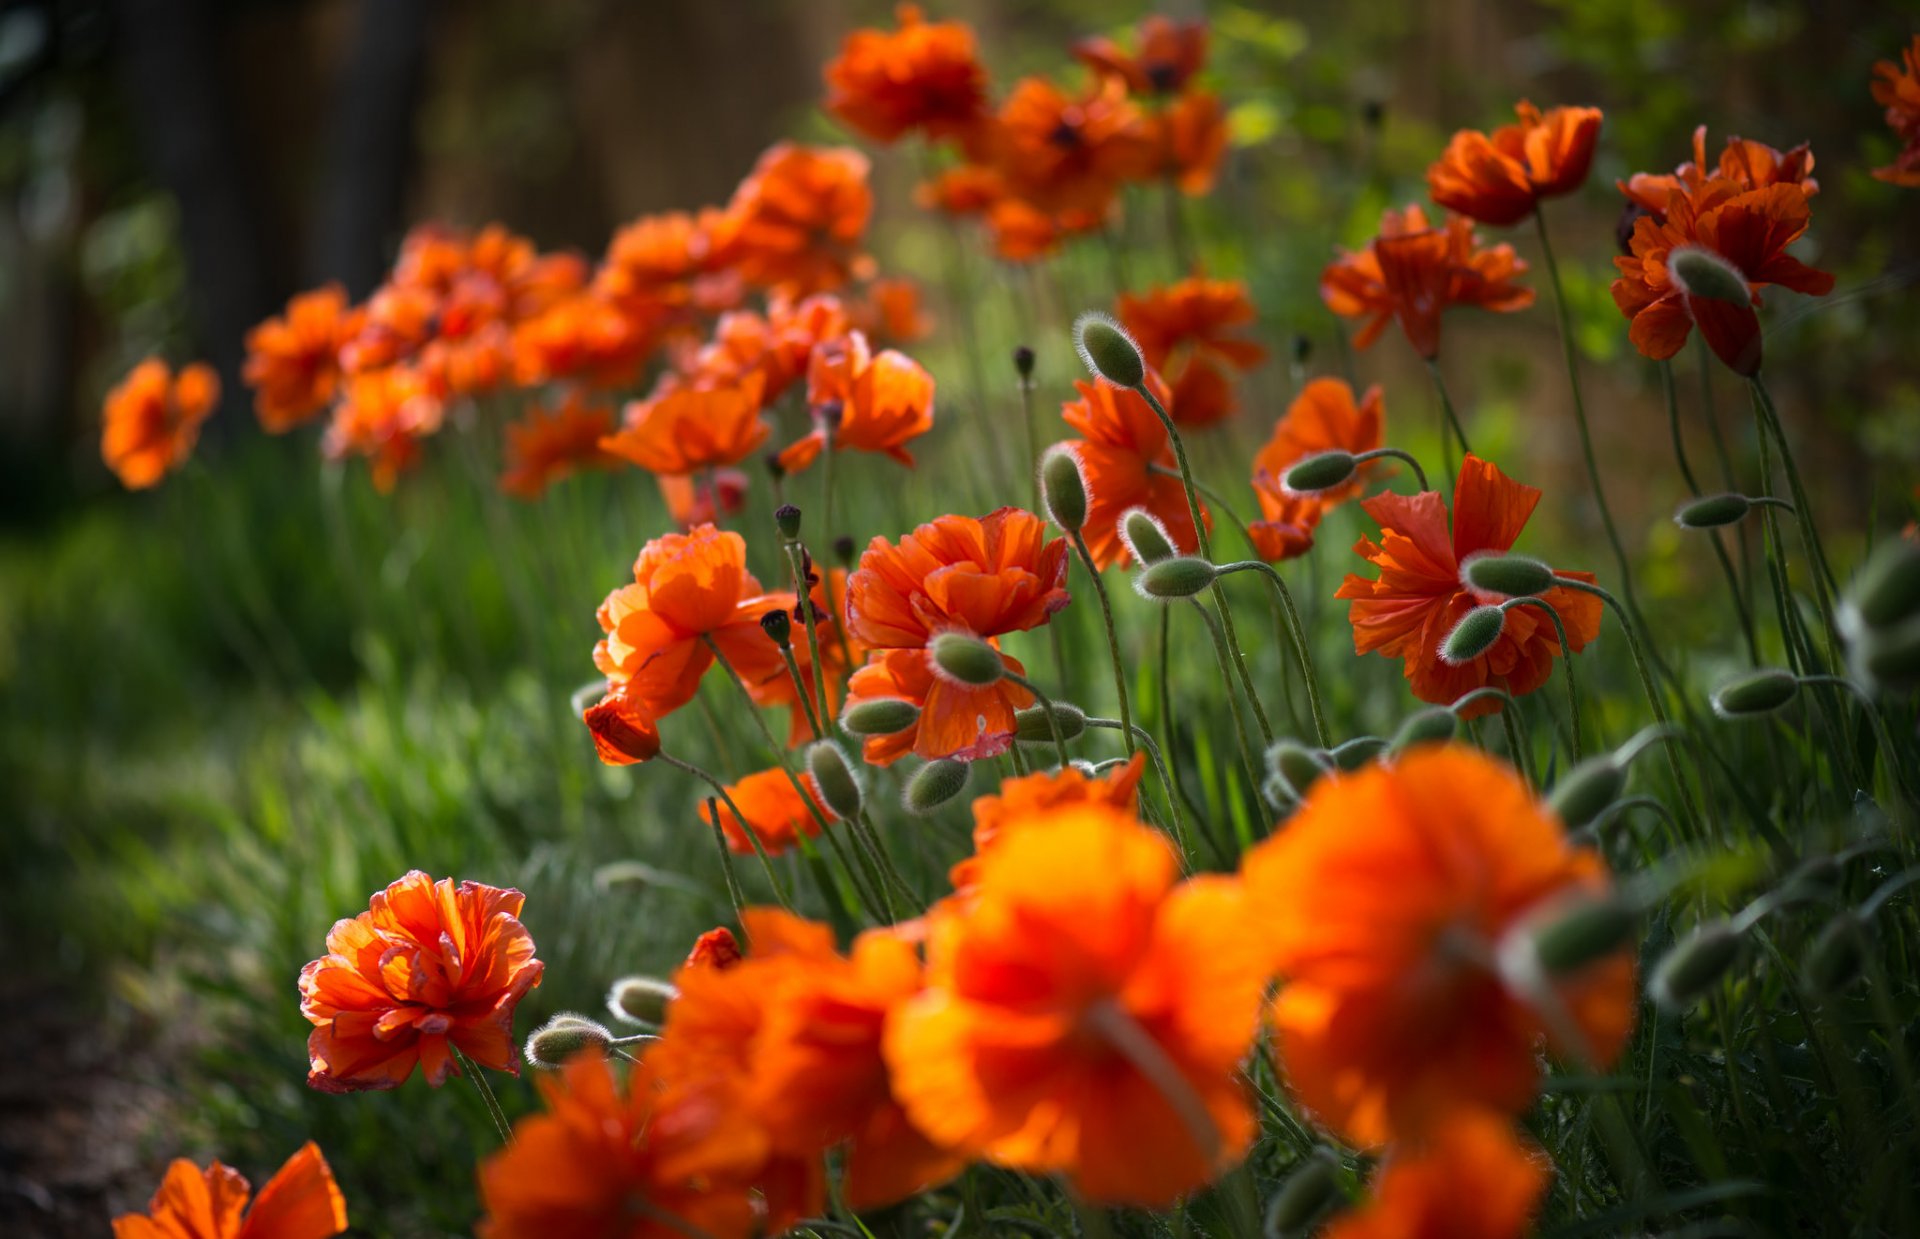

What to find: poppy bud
left=1649, top=920, right=1744, bottom=1012
left=583, top=690, right=661, bottom=766
left=1014, top=702, right=1088, bottom=744
left=1013, top=345, right=1036, bottom=381
left=1283, top=450, right=1358, bottom=494
left=759, top=608, right=792, bottom=648
left=1039, top=444, right=1089, bottom=533
left=1390, top=707, right=1459, bottom=755
left=1440, top=605, right=1506, bottom=665
left=1840, top=538, right=1920, bottom=635
left=1291, top=334, right=1312, bottom=366
left=805, top=740, right=863, bottom=820
left=833, top=535, right=856, bottom=565
left=606, top=976, right=677, bottom=1026
left=1710, top=668, right=1799, bottom=718
left=1802, top=912, right=1868, bottom=997
left=1547, top=755, right=1626, bottom=829
left=1850, top=618, right=1920, bottom=693
left=592, top=860, right=656, bottom=893
left=1328, top=736, right=1387, bottom=772
left=929, top=631, right=1004, bottom=686
left=1267, top=740, right=1332, bottom=803
left=526, top=1014, right=614, bottom=1068
left=1667, top=245, right=1752, bottom=305
left=1674, top=493, right=1753, bottom=529
left=904, top=758, right=971, bottom=814
left=1262, top=772, right=1299, bottom=810
left=842, top=696, right=920, bottom=736
left=1073, top=311, right=1146, bottom=389
left=1527, top=894, right=1637, bottom=976
left=774, top=503, right=803, bottom=540
left=1461, top=552, right=1556, bottom=598
left=1120, top=508, right=1177, bottom=565
left=1136, top=556, right=1219, bottom=600
left=1264, top=1148, right=1344, bottom=1237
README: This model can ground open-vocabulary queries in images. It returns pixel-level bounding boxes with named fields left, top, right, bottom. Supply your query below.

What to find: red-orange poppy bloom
left=1241, top=745, right=1635, bottom=1147
left=321, top=366, right=444, bottom=493
left=1056, top=371, right=1210, bottom=568
left=101, top=358, right=220, bottom=490
left=846, top=507, right=1071, bottom=648
left=823, top=4, right=988, bottom=144
left=1247, top=378, right=1385, bottom=562
left=724, top=143, right=875, bottom=296
left=600, top=372, right=769, bottom=476
left=686, top=926, right=743, bottom=971
left=1336, top=455, right=1602, bottom=716
left=499, top=393, right=618, bottom=500
left=1872, top=37, right=1920, bottom=186
left=985, top=198, right=1110, bottom=263
left=843, top=646, right=1037, bottom=765
left=778, top=331, right=935, bottom=473
left=886, top=804, right=1268, bottom=1206
left=739, top=567, right=862, bottom=747
left=1617, top=124, right=1820, bottom=216
left=595, top=207, right=743, bottom=327
left=582, top=682, right=662, bottom=766
left=113, top=1143, right=347, bottom=1239
left=852, top=276, right=933, bottom=345
left=1611, top=180, right=1835, bottom=376
left=243, top=286, right=356, bottom=433
left=1322, top=205, right=1534, bottom=359
left=710, top=769, right=827, bottom=855
left=657, top=469, right=750, bottom=530
left=1322, top=1112, right=1550, bottom=1239
left=993, top=76, right=1156, bottom=214
left=684, top=293, right=853, bottom=405
left=299, top=871, right=544, bottom=1093
left=510, top=291, right=652, bottom=390
left=1150, top=89, right=1229, bottom=195
left=1072, top=16, right=1209, bottom=97
left=1426, top=101, right=1604, bottom=227
left=950, top=752, right=1146, bottom=891
left=914, top=163, right=1006, bottom=217
left=1118, top=276, right=1267, bottom=427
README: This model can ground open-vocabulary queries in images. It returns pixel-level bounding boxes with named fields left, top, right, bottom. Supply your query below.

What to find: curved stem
left=1354, top=446, right=1430, bottom=493
left=1750, top=376, right=1842, bottom=630
left=704, top=798, right=747, bottom=920
left=1071, top=531, right=1134, bottom=756
left=1442, top=686, right=1536, bottom=787
left=1188, top=598, right=1265, bottom=851
left=658, top=751, right=796, bottom=912
left=1216, top=561, right=1331, bottom=747
left=782, top=542, right=834, bottom=735
left=1003, top=669, right=1072, bottom=768
left=1423, top=358, right=1473, bottom=459
left=1663, top=361, right=1760, bottom=664
left=1499, top=596, right=1584, bottom=761
left=1085, top=717, right=1196, bottom=862
left=451, top=1044, right=512, bottom=1146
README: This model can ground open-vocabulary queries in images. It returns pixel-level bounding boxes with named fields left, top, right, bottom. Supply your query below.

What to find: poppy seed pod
left=929, top=631, right=1005, bottom=686
left=1136, top=556, right=1219, bottom=600
left=1267, top=740, right=1332, bottom=803
left=1674, top=492, right=1753, bottom=529
left=1667, top=245, right=1753, bottom=306
left=606, top=976, right=677, bottom=1026
left=1548, top=755, right=1626, bottom=829
left=841, top=696, right=920, bottom=736
left=1120, top=508, right=1177, bottom=565
left=1282, top=450, right=1358, bottom=494
left=1649, top=920, right=1744, bottom=1012
left=1390, top=706, right=1459, bottom=755
left=1528, top=894, right=1637, bottom=976
left=526, top=1014, right=614, bottom=1068
left=1840, top=538, right=1920, bottom=635
left=1462, top=552, right=1556, bottom=598
left=1328, top=736, right=1387, bottom=772
left=1014, top=702, right=1087, bottom=744
left=1039, top=444, right=1089, bottom=533
left=904, top=758, right=971, bottom=814
left=759, top=608, right=792, bottom=648
left=774, top=503, right=803, bottom=540
left=1073, top=311, right=1146, bottom=389
left=1802, top=912, right=1868, bottom=997
left=1013, top=344, right=1036, bottom=381
left=1710, top=668, right=1800, bottom=718
left=805, top=740, right=863, bottom=820
left=1440, top=605, right=1507, bottom=665
left=1263, top=1148, right=1344, bottom=1237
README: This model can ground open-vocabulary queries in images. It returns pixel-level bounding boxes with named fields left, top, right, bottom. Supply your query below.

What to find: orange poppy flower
left=337, top=284, right=436, bottom=375
left=1117, top=276, right=1267, bottom=427
left=321, top=366, right=444, bottom=493
left=475, top=1051, right=774, bottom=1239
left=724, top=143, right=874, bottom=296
left=100, top=358, right=220, bottom=490
left=950, top=752, right=1146, bottom=891
left=243, top=286, right=356, bottom=433
left=657, top=469, right=750, bottom=530
left=686, top=925, right=743, bottom=971
left=886, top=804, right=1268, bottom=1207
left=1073, top=16, right=1209, bottom=97
left=993, top=76, right=1156, bottom=213
left=1242, top=745, right=1635, bottom=1147
left=1617, top=124, right=1820, bottom=216
left=823, top=4, right=988, bottom=145
left=599, top=372, right=769, bottom=477
left=582, top=682, right=662, bottom=766
left=1611, top=180, right=1835, bottom=376
left=985, top=198, right=1110, bottom=263
left=1336, top=454, right=1601, bottom=716
left=510, top=292, right=652, bottom=390
left=299, top=871, right=544, bottom=1093
left=113, top=1142, right=347, bottom=1239
left=777, top=331, right=935, bottom=473
left=852, top=276, right=933, bottom=345
left=846, top=507, right=1071, bottom=648
left=499, top=393, right=618, bottom=500
left=1150, top=89, right=1229, bottom=195
left=915, top=163, right=1006, bottom=217
left=593, top=524, right=787, bottom=717
left=1055, top=371, right=1210, bottom=568
left=595, top=207, right=743, bottom=326
left=1247, top=378, right=1385, bottom=562
left=683, top=293, right=853, bottom=405
left=1321, top=1112, right=1550, bottom=1239
left=1872, top=37, right=1920, bottom=186
left=1426, top=101, right=1604, bottom=227
left=1321, top=204, right=1534, bottom=360
left=709, top=768, right=826, bottom=855
left=843, top=646, right=1038, bottom=764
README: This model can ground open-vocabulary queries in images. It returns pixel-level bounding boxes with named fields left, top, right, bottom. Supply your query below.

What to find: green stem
left=1498, top=596, right=1583, bottom=761
left=1423, top=357, right=1473, bottom=459
left=1003, top=670, right=1072, bottom=768
left=658, top=751, right=796, bottom=912
left=1663, top=361, right=1760, bottom=664
left=1750, top=376, right=1843, bottom=641
left=1071, top=532, right=1134, bottom=755
left=782, top=542, right=834, bottom=737
left=1189, top=599, right=1265, bottom=851
left=1085, top=717, right=1196, bottom=861
left=1216, top=561, right=1331, bottom=747
left=451, top=1044, right=512, bottom=1146
left=1354, top=446, right=1430, bottom=493
left=705, top=798, right=747, bottom=920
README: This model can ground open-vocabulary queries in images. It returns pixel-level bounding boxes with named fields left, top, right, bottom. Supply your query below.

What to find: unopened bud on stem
left=1136, top=556, right=1218, bottom=600
left=904, top=759, right=971, bottom=814
left=1649, top=920, right=1744, bottom=1012
left=1039, top=445, right=1089, bottom=533
left=1120, top=508, right=1177, bottom=565
left=1548, top=755, right=1626, bottom=829
left=1441, top=605, right=1507, bottom=664
left=1674, top=493, right=1752, bottom=529
left=526, top=1014, right=614, bottom=1067
left=929, top=632, right=1004, bottom=686
left=1073, top=311, right=1146, bottom=388
left=1710, top=668, right=1799, bottom=718
left=841, top=697, right=920, bottom=736
left=1283, top=451, right=1357, bottom=494
left=805, top=741, right=863, bottom=819
left=1015, top=702, right=1087, bottom=744
left=1462, top=552, right=1556, bottom=599
left=774, top=503, right=802, bottom=540
left=1667, top=246, right=1752, bottom=306
left=606, top=976, right=677, bottom=1026
left=1390, top=707, right=1459, bottom=754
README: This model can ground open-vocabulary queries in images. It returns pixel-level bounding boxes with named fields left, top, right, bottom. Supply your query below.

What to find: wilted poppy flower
left=1117, top=276, right=1267, bottom=427
left=1055, top=371, right=1210, bottom=567
left=113, top=1142, right=347, bottom=1239
left=322, top=366, right=444, bottom=492
left=582, top=682, right=662, bottom=766
left=886, top=804, right=1267, bottom=1206
left=499, top=393, right=618, bottom=499
left=724, top=143, right=875, bottom=296
left=600, top=372, right=770, bottom=476
left=710, top=769, right=827, bottom=855
left=299, top=871, right=544, bottom=1092
left=1322, top=1112, right=1550, bottom=1239
left=846, top=507, right=1071, bottom=649
left=1336, top=455, right=1601, bottom=715
left=1247, top=378, right=1385, bottom=562
left=1073, top=16, right=1209, bottom=97
left=686, top=926, right=743, bottom=971
left=1426, top=101, right=1603, bottom=227
left=1322, top=205, right=1534, bottom=360
left=1150, top=89, right=1229, bottom=195
left=1872, top=37, right=1920, bottom=186
left=101, top=358, right=220, bottom=490
left=1245, top=746, right=1634, bottom=1146
left=823, top=4, right=988, bottom=144
left=778, top=331, right=934, bottom=473
left=994, top=76, right=1156, bottom=213
left=1611, top=180, right=1834, bottom=375
left=843, top=646, right=1037, bottom=764
left=950, top=752, right=1145, bottom=891
left=243, top=286, right=356, bottom=433
left=1617, top=124, right=1820, bottom=216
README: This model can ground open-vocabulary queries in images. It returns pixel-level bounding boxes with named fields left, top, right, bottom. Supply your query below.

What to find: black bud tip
left=764, top=452, right=786, bottom=480
left=774, top=503, right=802, bottom=539
left=1013, top=345, right=1036, bottom=380
left=760, top=609, right=793, bottom=646
left=1291, top=334, right=1313, bottom=365
left=832, top=535, right=856, bottom=565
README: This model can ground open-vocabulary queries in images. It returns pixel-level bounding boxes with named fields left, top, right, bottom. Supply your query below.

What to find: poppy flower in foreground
left=710, top=767, right=828, bottom=855
left=1242, top=745, right=1635, bottom=1147
left=777, top=330, right=935, bottom=473
left=1321, top=205, right=1533, bottom=360
left=1073, top=15, right=1209, bottom=97
left=1247, top=378, right=1385, bottom=562
left=101, top=358, right=221, bottom=490
left=1616, top=124, right=1819, bottom=217
left=498, top=393, right=618, bottom=499
left=886, top=804, right=1267, bottom=1207
left=1322, top=1112, right=1550, bottom=1239
left=243, top=285, right=356, bottom=433
left=724, top=143, right=875, bottom=296
left=1872, top=36, right=1920, bottom=186
left=950, top=752, right=1146, bottom=891
left=1336, top=454, right=1601, bottom=716
left=1117, top=276, right=1267, bottom=427
left=599, top=371, right=770, bottom=477
left=1055, top=371, right=1211, bottom=567
left=113, top=1142, right=347, bottom=1239
left=823, top=4, right=988, bottom=144
left=1426, top=101, right=1603, bottom=227
left=299, top=871, right=544, bottom=1092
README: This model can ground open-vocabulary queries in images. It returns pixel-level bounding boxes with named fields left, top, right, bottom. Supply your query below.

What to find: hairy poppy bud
left=526, top=1014, right=613, bottom=1068
left=1462, top=552, right=1556, bottom=598
left=1840, top=538, right=1920, bottom=635
left=929, top=631, right=1004, bottom=686
left=1667, top=245, right=1752, bottom=306
left=759, top=608, right=792, bottom=648
left=1710, top=668, right=1799, bottom=718
left=1136, top=556, right=1218, bottom=600
left=832, top=535, right=856, bottom=565
left=592, top=860, right=658, bottom=893
left=1674, top=493, right=1753, bottom=529
left=1390, top=707, right=1459, bottom=754
left=1120, top=508, right=1177, bottom=565
left=1039, top=444, right=1089, bottom=533
left=1013, top=345, right=1036, bottom=381
left=1548, top=755, right=1625, bottom=829
left=1262, top=772, right=1299, bottom=810
left=1267, top=740, right=1332, bottom=803
left=805, top=741, right=863, bottom=820
left=1264, top=1148, right=1344, bottom=1237
left=904, top=758, right=971, bottom=814
left=1283, top=450, right=1358, bottom=494
left=842, top=696, right=920, bottom=736
left=1328, top=736, right=1386, bottom=772
left=1803, top=913, right=1868, bottom=997
left=606, top=976, right=677, bottom=1026
left=1014, top=702, right=1087, bottom=744
left=1527, top=894, right=1637, bottom=976
left=1440, top=605, right=1506, bottom=665
left=1073, top=311, right=1146, bottom=389
left=1649, top=920, right=1744, bottom=1012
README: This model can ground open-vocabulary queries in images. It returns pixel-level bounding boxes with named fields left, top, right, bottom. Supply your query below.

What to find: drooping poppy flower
left=686, top=926, right=743, bottom=971
left=1149, top=89, right=1229, bottom=196
left=950, top=752, right=1146, bottom=891
left=474, top=1051, right=772, bottom=1239
left=846, top=507, right=1071, bottom=649
left=1321, top=205, right=1534, bottom=360
left=321, top=366, right=444, bottom=493
left=1336, top=454, right=1601, bottom=716
left=823, top=4, right=989, bottom=145
left=886, top=804, right=1268, bottom=1207
left=599, top=372, right=770, bottom=476
left=582, top=682, right=662, bottom=766
left=1617, top=124, right=1820, bottom=216
left=1117, top=276, right=1267, bottom=427
left=843, top=646, right=1037, bottom=765
left=709, top=768, right=827, bottom=855
left=1872, top=37, right=1920, bottom=186
left=1073, top=16, right=1209, bottom=97
left=299, top=871, right=544, bottom=1093
left=1241, top=744, right=1635, bottom=1147
left=499, top=393, right=619, bottom=500
left=100, top=358, right=220, bottom=490
left=1247, top=378, right=1385, bottom=562
left=112, top=1142, right=347, bottom=1239
left=1321, top=1112, right=1551, bottom=1239
left=778, top=331, right=935, bottom=473
left=1611, top=180, right=1835, bottom=376
left=724, top=143, right=875, bottom=296
left=243, top=286, right=356, bottom=433
left=993, top=76, right=1156, bottom=214
left=1426, top=101, right=1604, bottom=227
left=1055, top=371, right=1210, bottom=568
